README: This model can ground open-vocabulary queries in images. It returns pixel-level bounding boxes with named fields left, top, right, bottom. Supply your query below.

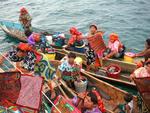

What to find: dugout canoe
left=134, top=77, right=150, bottom=111
left=0, top=21, right=140, bottom=73
left=60, top=70, right=139, bottom=113
left=47, top=59, right=139, bottom=112
left=54, top=49, right=138, bottom=88
left=0, top=21, right=27, bottom=42
left=58, top=48, right=138, bottom=73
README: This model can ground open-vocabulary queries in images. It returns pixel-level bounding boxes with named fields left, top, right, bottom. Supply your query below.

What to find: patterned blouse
left=8, top=47, right=36, bottom=71
left=58, top=60, right=80, bottom=77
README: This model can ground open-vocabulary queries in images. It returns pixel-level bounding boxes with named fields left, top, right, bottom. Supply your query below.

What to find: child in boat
left=56, top=52, right=81, bottom=88
left=130, top=60, right=150, bottom=79
left=113, top=93, right=133, bottom=113
left=103, top=33, right=125, bottom=59
left=19, top=7, right=32, bottom=37
left=86, top=24, right=106, bottom=70
left=66, top=27, right=85, bottom=53
left=134, top=38, right=150, bottom=61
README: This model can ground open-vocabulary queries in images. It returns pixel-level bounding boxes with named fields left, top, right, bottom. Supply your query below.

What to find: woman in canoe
left=19, top=7, right=32, bottom=37
left=72, top=88, right=106, bottom=113
left=0, top=43, right=35, bottom=71
left=103, top=33, right=125, bottom=60
left=27, top=32, right=55, bottom=54
left=134, top=38, right=150, bottom=61
left=56, top=52, right=81, bottom=88
left=85, top=24, right=106, bottom=70
left=0, top=42, right=56, bottom=80
left=65, top=27, right=85, bottom=53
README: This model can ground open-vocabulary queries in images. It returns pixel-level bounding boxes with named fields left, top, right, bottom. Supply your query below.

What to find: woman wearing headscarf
left=0, top=43, right=36, bottom=71
left=19, top=7, right=32, bottom=37
left=66, top=27, right=85, bottom=53
left=103, top=33, right=125, bottom=59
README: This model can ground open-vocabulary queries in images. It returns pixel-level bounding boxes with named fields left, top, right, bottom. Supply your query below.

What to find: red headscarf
left=109, top=33, right=119, bottom=41
left=70, top=27, right=82, bottom=36
left=92, top=89, right=106, bottom=113
left=33, top=33, right=41, bottom=42
left=17, top=43, right=32, bottom=52
left=20, top=7, right=28, bottom=14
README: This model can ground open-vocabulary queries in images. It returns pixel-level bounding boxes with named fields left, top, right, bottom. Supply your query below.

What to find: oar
left=42, top=53, right=70, bottom=99
left=54, top=80, right=69, bottom=99
left=59, top=80, right=76, bottom=97
left=42, top=91, right=61, bottom=113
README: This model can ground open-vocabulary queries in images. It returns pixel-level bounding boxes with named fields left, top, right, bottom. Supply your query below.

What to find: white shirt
left=128, top=100, right=133, bottom=113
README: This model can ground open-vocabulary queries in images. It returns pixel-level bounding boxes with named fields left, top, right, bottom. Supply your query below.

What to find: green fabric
left=34, top=53, right=56, bottom=81
left=62, top=75, right=74, bottom=81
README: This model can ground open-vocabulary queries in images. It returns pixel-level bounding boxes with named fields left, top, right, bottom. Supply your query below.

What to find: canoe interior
left=81, top=71, right=139, bottom=112
left=56, top=48, right=140, bottom=73
left=0, top=21, right=27, bottom=42
left=134, top=77, right=150, bottom=110
left=55, top=49, right=138, bottom=95
left=85, top=70, right=138, bottom=96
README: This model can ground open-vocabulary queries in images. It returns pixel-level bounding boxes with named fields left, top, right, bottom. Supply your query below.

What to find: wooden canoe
left=58, top=48, right=138, bottom=73
left=81, top=71, right=139, bottom=112
left=134, top=77, right=150, bottom=111
left=60, top=70, right=139, bottom=112
left=47, top=58, right=139, bottom=112
left=0, top=21, right=27, bottom=42
left=54, top=49, right=138, bottom=88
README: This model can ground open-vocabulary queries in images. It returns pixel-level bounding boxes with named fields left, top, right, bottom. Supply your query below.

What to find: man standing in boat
left=19, top=7, right=32, bottom=37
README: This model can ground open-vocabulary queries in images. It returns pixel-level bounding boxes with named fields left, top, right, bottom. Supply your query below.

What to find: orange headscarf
left=17, top=43, right=32, bottom=51
left=109, top=33, right=119, bottom=41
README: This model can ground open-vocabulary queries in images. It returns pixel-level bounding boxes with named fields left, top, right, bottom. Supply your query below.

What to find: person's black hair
left=87, top=91, right=98, bottom=104
left=68, top=52, right=76, bottom=59
left=124, top=93, right=133, bottom=103
left=90, top=25, right=97, bottom=30
left=146, top=39, right=150, bottom=46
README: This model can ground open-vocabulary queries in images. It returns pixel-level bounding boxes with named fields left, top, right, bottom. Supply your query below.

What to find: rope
left=42, top=91, right=61, bottom=113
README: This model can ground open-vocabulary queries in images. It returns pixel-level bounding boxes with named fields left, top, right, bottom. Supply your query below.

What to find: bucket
left=124, top=52, right=135, bottom=63
left=74, top=78, right=87, bottom=93
left=45, top=53, right=56, bottom=60
left=106, top=64, right=121, bottom=79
